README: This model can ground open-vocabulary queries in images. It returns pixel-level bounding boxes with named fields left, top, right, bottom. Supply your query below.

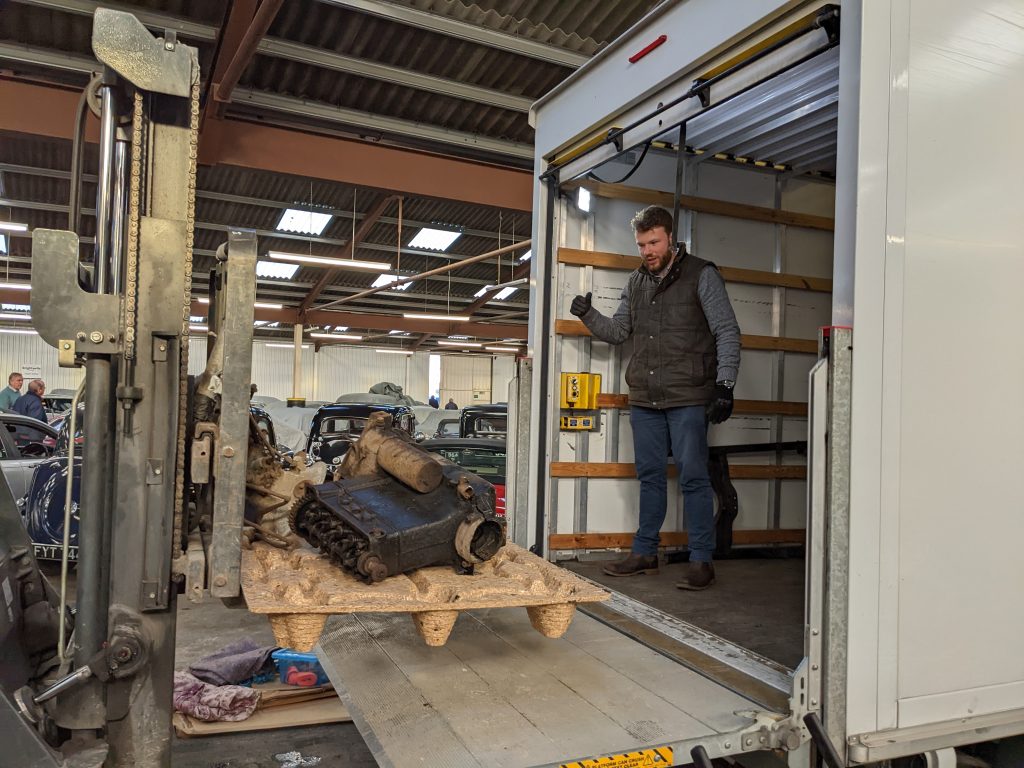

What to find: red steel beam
left=213, top=0, right=285, bottom=106
left=201, top=0, right=259, bottom=131
left=298, top=194, right=398, bottom=316
left=0, top=79, right=532, bottom=211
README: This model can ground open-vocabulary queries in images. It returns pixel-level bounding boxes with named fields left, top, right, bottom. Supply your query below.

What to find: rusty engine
left=289, top=411, right=505, bottom=583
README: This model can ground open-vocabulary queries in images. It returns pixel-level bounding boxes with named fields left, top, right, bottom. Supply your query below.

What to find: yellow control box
left=559, top=372, right=601, bottom=410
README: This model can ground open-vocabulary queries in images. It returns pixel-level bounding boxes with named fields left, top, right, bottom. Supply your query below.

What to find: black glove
left=570, top=292, right=592, bottom=318
left=706, top=383, right=734, bottom=424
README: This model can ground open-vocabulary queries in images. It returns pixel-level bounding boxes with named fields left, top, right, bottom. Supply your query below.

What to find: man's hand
left=707, top=383, right=734, bottom=424
left=570, top=292, right=592, bottom=318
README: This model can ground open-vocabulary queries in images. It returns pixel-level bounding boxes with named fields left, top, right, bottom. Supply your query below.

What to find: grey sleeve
left=698, top=266, right=741, bottom=382
left=580, top=283, right=632, bottom=345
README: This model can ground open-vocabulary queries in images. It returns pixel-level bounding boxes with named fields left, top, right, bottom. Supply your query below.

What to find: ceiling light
left=0, top=235, right=6, bottom=253
left=389, top=330, right=410, bottom=336
left=437, top=340, right=482, bottom=348
left=0, top=282, right=30, bottom=291
left=255, top=301, right=283, bottom=309
left=409, top=227, right=461, bottom=251
left=375, top=349, right=414, bottom=355
left=404, top=313, right=470, bottom=322
left=1, top=303, right=30, bottom=312
left=0, top=312, right=30, bottom=320
left=0, top=328, right=36, bottom=335
left=501, top=339, right=525, bottom=344
left=276, top=208, right=333, bottom=236
left=485, top=346, right=520, bottom=353
left=577, top=187, right=591, bottom=213
left=518, top=250, right=532, bottom=263
left=448, top=335, right=470, bottom=340
left=196, top=297, right=210, bottom=304
left=0, top=222, right=28, bottom=233
left=310, top=333, right=363, bottom=341
left=267, top=251, right=389, bottom=271
left=265, top=342, right=309, bottom=349
left=189, top=324, right=208, bottom=332
left=190, top=315, right=205, bottom=323
left=492, top=287, right=517, bottom=300
left=371, top=274, right=413, bottom=290
left=257, top=260, right=300, bottom=279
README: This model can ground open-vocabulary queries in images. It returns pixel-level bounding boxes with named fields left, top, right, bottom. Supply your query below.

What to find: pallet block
left=240, top=542, right=609, bottom=650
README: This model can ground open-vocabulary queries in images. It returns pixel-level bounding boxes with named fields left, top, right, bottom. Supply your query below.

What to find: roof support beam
left=213, top=0, right=285, bottom=107
left=13, top=0, right=218, bottom=41
left=298, top=194, right=398, bottom=315
left=201, top=0, right=259, bottom=129
left=318, top=0, right=587, bottom=68
left=0, top=80, right=532, bottom=210
left=412, top=259, right=531, bottom=349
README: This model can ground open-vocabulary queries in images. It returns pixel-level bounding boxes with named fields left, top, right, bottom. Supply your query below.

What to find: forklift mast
left=0, top=10, right=255, bottom=767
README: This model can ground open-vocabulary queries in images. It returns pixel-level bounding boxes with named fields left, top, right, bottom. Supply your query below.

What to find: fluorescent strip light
left=196, top=297, right=209, bottom=304
left=310, top=333, right=363, bottom=341
left=0, top=222, right=28, bottom=233
left=404, top=313, right=470, bottom=322
left=375, top=349, right=414, bottom=355
left=0, top=235, right=6, bottom=253
left=518, top=249, right=532, bottom=263
left=0, top=328, right=36, bottom=335
left=389, top=330, right=410, bottom=336
left=190, top=315, right=205, bottom=323
left=257, top=260, right=300, bottom=279
left=265, top=342, right=310, bottom=349
left=371, top=274, right=413, bottom=290
left=0, top=312, right=30, bottom=320
left=267, top=251, right=389, bottom=271
left=255, top=301, right=283, bottom=309
left=189, top=324, right=208, bottom=332
left=501, top=339, right=525, bottom=344
left=493, top=287, right=517, bottom=300
left=408, top=227, right=461, bottom=251
left=275, top=208, right=332, bottom=236
left=437, top=340, right=482, bottom=348
left=485, top=346, right=520, bottom=353
left=1, top=304, right=30, bottom=312
left=0, top=282, right=30, bottom=291
left=577, top=187, right=591, bottom=213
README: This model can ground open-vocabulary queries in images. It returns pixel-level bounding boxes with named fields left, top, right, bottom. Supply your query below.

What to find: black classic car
left=306, top=402, right=416, bottom=466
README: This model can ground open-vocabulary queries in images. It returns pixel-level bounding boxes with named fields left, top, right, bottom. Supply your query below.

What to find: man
left=428, top=395, right=439, bottom=409
left=12, top=379, right=47, bottom=423
left=570, top=206, right=740, bottom=590
left=445, top=398, right=458, bottom=410
left=0, top=372, right=23, bottom=410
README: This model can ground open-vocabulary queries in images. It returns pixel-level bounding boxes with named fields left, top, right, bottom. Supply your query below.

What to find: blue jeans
left=630, top=405, right=715, bottom=561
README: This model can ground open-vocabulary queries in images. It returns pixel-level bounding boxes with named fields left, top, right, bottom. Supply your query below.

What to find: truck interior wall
left=553, top=154, right=834, bottom=544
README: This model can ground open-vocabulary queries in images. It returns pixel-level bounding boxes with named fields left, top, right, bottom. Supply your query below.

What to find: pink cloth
left=173, top=671, right=261, bottom=722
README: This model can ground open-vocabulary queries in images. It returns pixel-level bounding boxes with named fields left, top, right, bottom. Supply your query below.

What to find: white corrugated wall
left=440, top=354, right=493, bottom=407
left=0, top=333, right=84, bottom=390
left=313, top=347, right=430, bottom=403
left=490, top=355, right=516, bottom=404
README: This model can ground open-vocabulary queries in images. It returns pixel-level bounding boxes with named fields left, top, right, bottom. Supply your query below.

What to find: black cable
left=68, top=74, right=103, bottom=233
left=586, top=141, right=651, bottom=185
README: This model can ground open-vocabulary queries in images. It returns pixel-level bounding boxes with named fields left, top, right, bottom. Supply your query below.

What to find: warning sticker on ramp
left=560, top=746, right=674, bottom=768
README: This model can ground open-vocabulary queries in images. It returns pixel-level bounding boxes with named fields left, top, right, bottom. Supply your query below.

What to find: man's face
left=635, top=226, right=673, bottom=273
left=10, top=375, right=23, bottom=391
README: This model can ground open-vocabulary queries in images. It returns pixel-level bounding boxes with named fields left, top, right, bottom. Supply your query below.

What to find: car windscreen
left=319, top=416, right=367, bottom=437
left=432, top=446, right=506, bottom=483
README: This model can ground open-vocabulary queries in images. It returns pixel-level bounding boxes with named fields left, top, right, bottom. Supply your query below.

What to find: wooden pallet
left=240, top=542, right=609, bottom=650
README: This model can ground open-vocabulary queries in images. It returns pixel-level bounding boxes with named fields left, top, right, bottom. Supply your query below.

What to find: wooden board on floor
left=317, top=608, right=759, bottom=768
left=172, top=696, right=350, bottom=737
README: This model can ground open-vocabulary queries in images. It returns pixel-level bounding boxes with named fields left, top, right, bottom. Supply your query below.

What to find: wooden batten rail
left=558, top=248, right=833, bottom=293
left=550, top=462, right=806, bottom=480
left=564, top=180, right=835, bottom=232
left=549, top=529, right=806, bottom=550
left=593, top=392, right=807, bottom=417
left=555, top=319, right=817, bottom=355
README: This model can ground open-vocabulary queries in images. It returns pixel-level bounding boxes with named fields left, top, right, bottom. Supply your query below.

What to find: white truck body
left=520, top=0, right=1024, bottom=763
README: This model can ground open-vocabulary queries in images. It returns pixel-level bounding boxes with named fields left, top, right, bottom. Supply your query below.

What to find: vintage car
left=411, top=405, right=461, bottom=442
left=459, top=403, right=507, bottom=439
left=306, top=402, right=416, bottom=466
left=420, top=437, right=507, bottom=516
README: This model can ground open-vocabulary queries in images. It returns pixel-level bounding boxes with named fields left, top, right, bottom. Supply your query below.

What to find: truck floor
left=562, top=554, right=805, bottom=669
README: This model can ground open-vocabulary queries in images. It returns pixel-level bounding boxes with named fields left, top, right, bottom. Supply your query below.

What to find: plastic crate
left=271, top=649, right=330, bottom=687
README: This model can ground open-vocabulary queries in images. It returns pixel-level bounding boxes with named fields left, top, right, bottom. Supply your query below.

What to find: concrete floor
left=564, top=552, right=806, bottom=669
left=173, top=595, right=376, bottom=768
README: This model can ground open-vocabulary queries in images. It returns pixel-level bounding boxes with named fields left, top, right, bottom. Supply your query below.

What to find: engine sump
left=290, top=462, right=505, bottom=583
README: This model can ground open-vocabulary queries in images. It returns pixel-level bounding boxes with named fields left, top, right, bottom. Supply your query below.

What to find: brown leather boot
left=676, top=561, right=715, bottom=590
left=601, top=553, right=659, bottom=577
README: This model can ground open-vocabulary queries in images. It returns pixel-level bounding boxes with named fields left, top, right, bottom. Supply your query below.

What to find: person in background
left=12, top=379, right=47, bottom=423
left=445, top=398, right=459, bottom=410
left=570, top=205, right=740, bottom=591
left=0, top=372, right=24, bottom=410
left=428, top=395, right=439, bottom=409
